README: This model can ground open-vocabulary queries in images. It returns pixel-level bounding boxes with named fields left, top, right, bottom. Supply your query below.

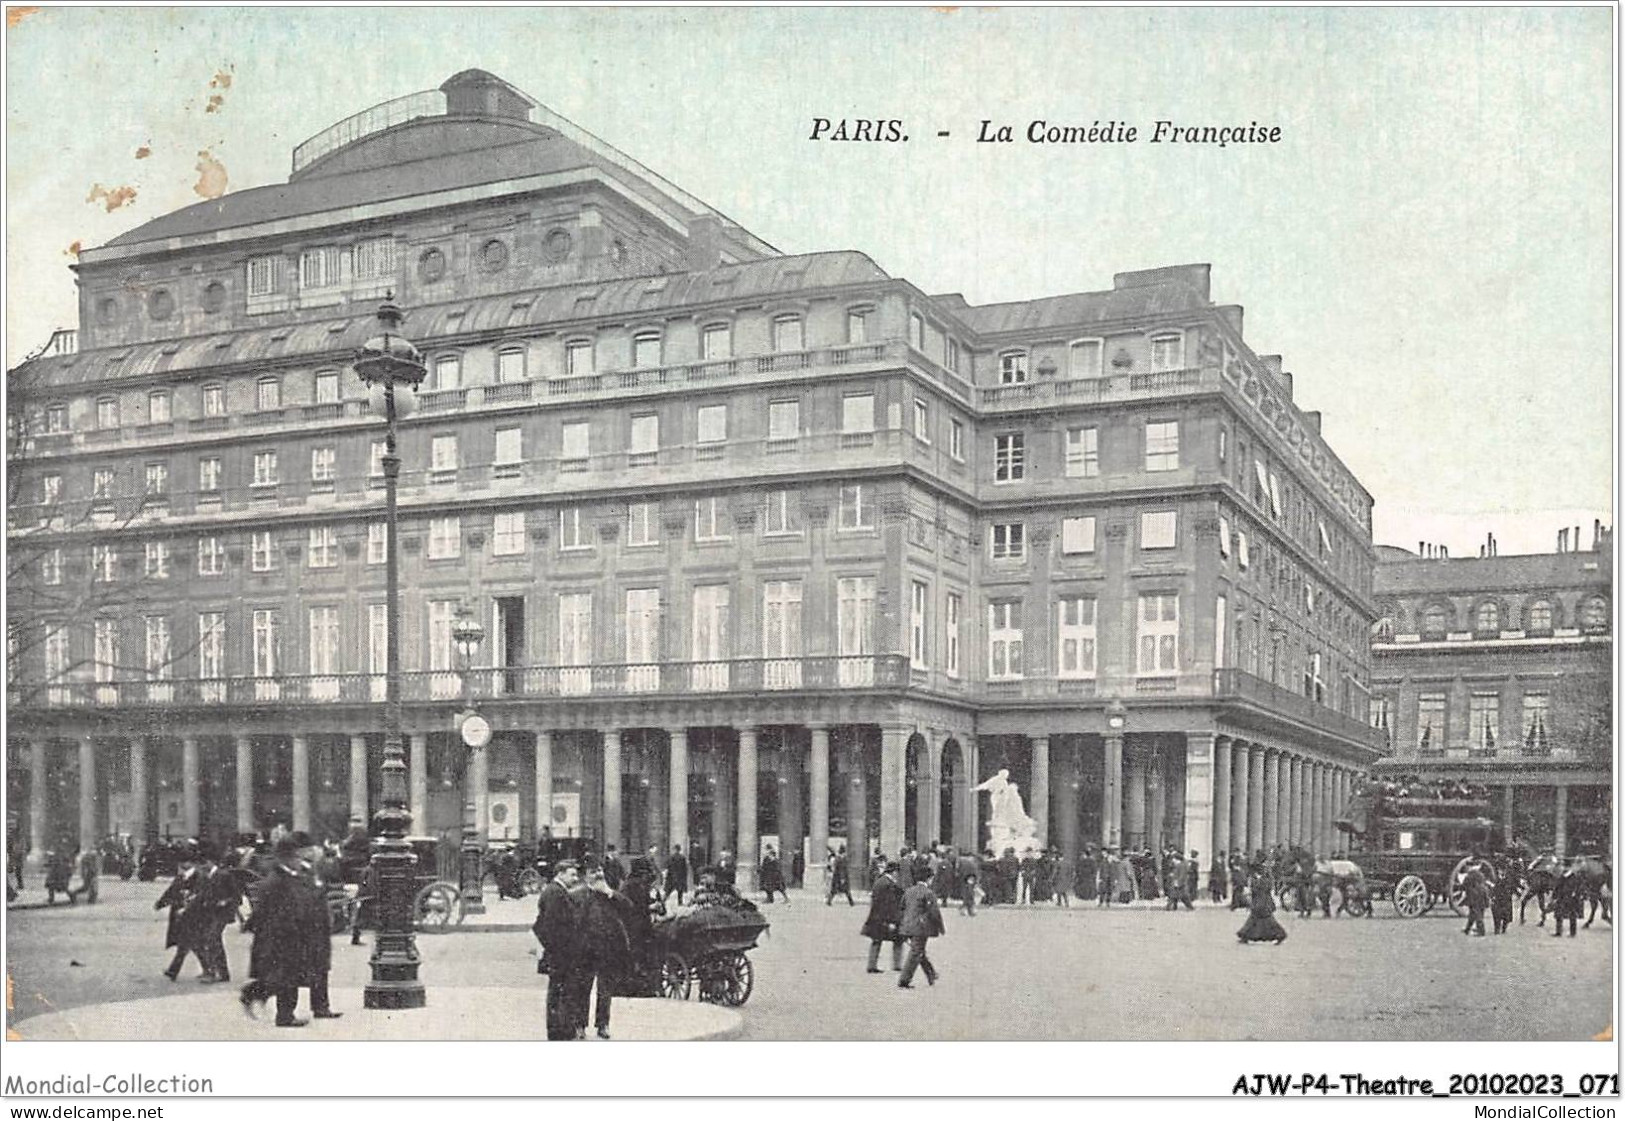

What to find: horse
left=1521, top=853, right=1613, bottom=927
left=1519, top=853, right=1561, bottom=925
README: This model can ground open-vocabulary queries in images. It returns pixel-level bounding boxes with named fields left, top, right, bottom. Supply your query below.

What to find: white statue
left=974, top=768, right=1041, bottom=857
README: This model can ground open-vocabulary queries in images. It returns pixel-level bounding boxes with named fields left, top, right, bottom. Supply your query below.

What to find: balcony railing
left=16, top=656, right=913, bottom=709
left=1212, top=668, right=1383, bottom=748
left=980, top=366, right=1214, bottom=410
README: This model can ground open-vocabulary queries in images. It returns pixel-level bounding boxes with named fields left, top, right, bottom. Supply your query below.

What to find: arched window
left=1525, top=599, right=1554, bottom=632
left=1422, top=603, right=1450, bottom=638
left=998, top=350, right=1028, bottom=385
left=1474, top=601, right=1499, bottom=633
left=1581, top=595, right=1610, bottom=632
left=1068, top=338, right=1104, bottom=378
left=771, top=314, right=804, bottom=354
left=1149, top=332, right=1184, bottom=372
left=496, top=348, right=527, bottom=383
left=431, top=355, right=461, bottom=391
left=631, top=332, right=662, bottom=370
left=255, top=377, right=281, bottom=412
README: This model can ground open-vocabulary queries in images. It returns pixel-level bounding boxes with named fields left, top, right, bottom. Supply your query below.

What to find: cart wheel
left=721, top=951, right=754, bottom=1006
left=1393, top=875, right=1429, bottom=918
left=1447, top=857, right=1494, bottom=916
left=414, top=882, right=462, bottom=931
left=519, top=868, right=542, bottom=896
left=658, top=952, right=692, bottom=1000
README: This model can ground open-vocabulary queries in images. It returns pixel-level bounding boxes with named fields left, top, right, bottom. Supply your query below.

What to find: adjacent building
left=1369, top=530, right=1613, bottom=855
left=6, top=71, right=1383, bottom=888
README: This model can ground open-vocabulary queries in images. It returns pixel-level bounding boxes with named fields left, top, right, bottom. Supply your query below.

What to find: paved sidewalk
left=12, top=986, right=741, bottom=1042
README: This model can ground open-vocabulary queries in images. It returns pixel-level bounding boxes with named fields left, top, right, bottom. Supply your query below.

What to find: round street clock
left=461, top=713, right=492, bottom=749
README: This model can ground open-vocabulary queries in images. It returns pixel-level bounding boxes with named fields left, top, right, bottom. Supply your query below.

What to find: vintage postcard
left=2, top=4, right=1615, bottom=1105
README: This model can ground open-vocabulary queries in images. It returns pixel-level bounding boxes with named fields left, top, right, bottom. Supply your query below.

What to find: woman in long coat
left=1236, top=865, right=1288, bottom=944
left=860, top=862, right=904, bottom=972
left=1111, top=850, right=1136, bottom=904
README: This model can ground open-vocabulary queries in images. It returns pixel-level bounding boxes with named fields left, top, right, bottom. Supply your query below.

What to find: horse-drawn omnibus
left=1339, top=780, right=1498, bottom=918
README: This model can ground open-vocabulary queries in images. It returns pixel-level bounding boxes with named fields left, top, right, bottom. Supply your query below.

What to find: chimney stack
left=1558, top=527, right=1570, bottom=553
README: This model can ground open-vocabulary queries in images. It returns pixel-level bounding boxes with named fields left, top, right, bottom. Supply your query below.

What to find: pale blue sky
left=5, top=6, right=1613, bottom=554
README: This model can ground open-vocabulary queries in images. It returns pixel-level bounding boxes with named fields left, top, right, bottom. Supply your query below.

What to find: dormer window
left=497, top=349, right=527, bottom=383
left=1150, top=332, right=1184, bottom=372
left=246, top=254, right=286, bottom=297
left=701, top=323, right=731, bottom=361
left=565, top=340, right=595, bottom=378
left=631, top=332, right=662, bottom=370
left=1422, top=604, right=1450, bottom=639
left=1526, top=600, right=1553, bottom=632
left=300, top=245, right=344, bottom=291
left=998, top=350, right=1029, bottom=385
left=771, top=315, right=804, bottom=354
left=256, top=378, right=281, bottom=412
left=1474, top=601, right=1500, bottom=634
left=431, top=355, right=461, bottom=392
left=1068, top=339, right=1104, bottom=378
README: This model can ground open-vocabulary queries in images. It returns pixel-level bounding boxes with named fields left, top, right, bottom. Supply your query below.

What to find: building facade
left=1369, top=532, right=1613, bottom=855
left=6, top=71, right=1382, bottom=888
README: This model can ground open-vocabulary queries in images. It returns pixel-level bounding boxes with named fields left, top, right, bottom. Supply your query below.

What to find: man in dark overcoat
left=1461, top=859, right=1489, bottom=937
left=896, top=875, right=945, bottom=988
left=196, top=851, right=244, bottom=981
left=239, top=838, right=339, bottom=1026
left=156, top=856, right=204, bottom=979
left=861, top=861, right=904, bottom=973
left=1209, top=851, right=1229, bottom=904
left=534, top=859, right=584, bottom=1040
left=664, top=844, right=690, bottom=907
left=759, top=847, right=788, bottom=903
left=955, top=848, right=979, bottom=916
left=826, top=848, right=855, bottom=906
left=579, top=867, right=633, bottom=1039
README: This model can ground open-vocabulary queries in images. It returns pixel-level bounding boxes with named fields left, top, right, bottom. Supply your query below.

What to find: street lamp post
left=452, top=607, right=487, bottom=916
left=355, top=299, right=428, bottom=1010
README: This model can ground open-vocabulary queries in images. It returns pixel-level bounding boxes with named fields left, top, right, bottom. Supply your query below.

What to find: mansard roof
left=15, top=250, right=891, bottom=388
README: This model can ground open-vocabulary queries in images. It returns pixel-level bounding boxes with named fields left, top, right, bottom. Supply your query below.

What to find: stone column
left=27, top=740, right=48, bottom=870
left=1299, top=759, right=1313, bottom=850
left=1276, top=754, right=1292, bottom=849
left=808, top=726, right=829, bottom=889
left=1286, top=757, right=1300, bottom=845
left=1229, top=741, right=1250, bottom=856
left=408, top=733, right=428, bottom=831
left=844, top=740, right=867, bottom=885
left=779, top=736, right=805, bottom=881
left=535, top=731, right=554, bottom=841
left=878, top=726, right=907, bottom=861
left=1554, top=784, right=1569, bottom=856
left=1102, top=734, right=1123, bottom=848
left=75, top=737, right=98, bottom=855
left=1246, top=744, right=1265, bottom=856
left=1311, top=763, right=1326, bottom=855
left=1183, top=732, right=1215, bottom=866
left=349, top=734, right=369, bottom=825
left=917, top=732, right=941, bottom=851
left=1503, top=784, right=1516, bottom=846
left=1057, top=739, right=1080, bottom=869
left=290, top=735, right=310, bottom=835
left=737, top=727, right=759, bottom=892
left=1123, top=746, right=1147, bottom=848
left=1147, top=753, right=1166, bottom=850
left=1261, top=749, right=1279, bottom=850
left=1211, top=736, right=1232, bottom=862
left=602, top=729, right=622, bottom=855
left=1030, top=735, right=1050, bottom=847
left=180, top=737, right=199, bottom=841
left=666, top=729, right=688, bottom=855
left=233, top=736, right=251, bottom=835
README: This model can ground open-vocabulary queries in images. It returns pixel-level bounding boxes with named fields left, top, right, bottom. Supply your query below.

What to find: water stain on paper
left=86, top=184, right=137, bottom=212
left=194, top=149, right=227, bottom=198
left=65, top=240, right=82, bottom=258
left=134, top=144, right=151, bottom=160
left=6, top=6, right=40, bottom=28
